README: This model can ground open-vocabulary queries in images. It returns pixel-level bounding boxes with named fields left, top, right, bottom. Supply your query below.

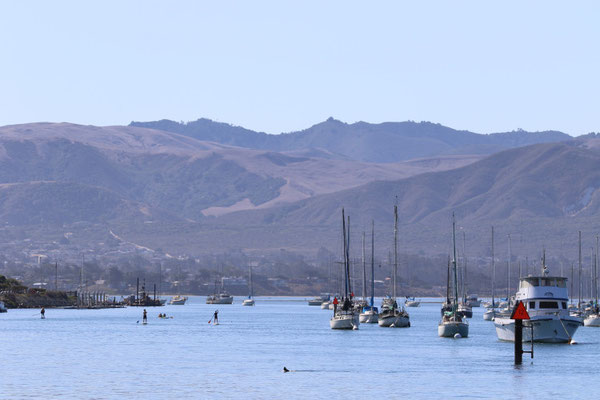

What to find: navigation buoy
left=454, top=333, right=462, bottom=339
left=283, top=367, right=289, bottom=373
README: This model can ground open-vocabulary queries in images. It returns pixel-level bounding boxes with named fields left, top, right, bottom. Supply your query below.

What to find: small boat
left=466, top=295, right=481, bottom=307
left=405, top=297, right=421, bottom=307
left=169, top=295, right=188, bottom=305
left=584, top=311, right=600, bottom=327
left=458, top=302, right=473, bottom=318
left=330, top=209, right=359, bottom=330
left=0, top=301, right=7, bottom=313
left=321, top=301, right=330, bottom=309
left=206, top=278, right=234, bottom=304
left=378, top=206, right=410, bottom=328
left=483, top=308, right=496, bottom=321
left=308, top=294, right=330, bottom=306
left=242, top=265, right=255, bottom=306
left=206, top=292, right=234, bottom=304
left=438, top=213, right=468, bottom=338
left=494, top=253, right=582, bottom=343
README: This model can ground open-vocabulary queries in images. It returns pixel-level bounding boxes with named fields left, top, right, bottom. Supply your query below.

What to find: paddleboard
left=143, top=321, right=147, bottom=325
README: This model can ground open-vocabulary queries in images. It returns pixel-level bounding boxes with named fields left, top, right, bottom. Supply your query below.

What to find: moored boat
left=169, top=295, right=188, bottom=305
left=494, top=257, right=582, bottom=343
left=377, top=206, right=410, bottom=328
left=438, top=213, right=468, bottom=338
left=330, top=209, right=359, bottom=330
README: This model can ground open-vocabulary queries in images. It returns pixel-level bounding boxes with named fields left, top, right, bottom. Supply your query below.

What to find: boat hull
left=308, top=300, right=323, bottom=306
left=584, top=314, right=600, bottom=327
left=330, top=314, right=359, bottom=330
left=242, top=299, right=255, bottom=306
left=321, top=301, right=330, bottom=309
left=206, top=297, right=234, bottom=304
left=378, top=314, right=410, bottom=328
left=359, top=311, right=379, bottom=323
left=483, top=309, right=496, bottom=321
left=494, top=316, right=582, bottom=343
left=405, top=301, right=420, bottom=307
left=438, top=321, right=469, bottom=338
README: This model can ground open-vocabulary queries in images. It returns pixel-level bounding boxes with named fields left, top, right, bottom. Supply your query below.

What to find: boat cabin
left=515, top=276, right=569, bottom=303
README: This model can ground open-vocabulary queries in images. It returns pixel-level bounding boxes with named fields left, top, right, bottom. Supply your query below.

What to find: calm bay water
left=2, top=297, right=599, bottom=399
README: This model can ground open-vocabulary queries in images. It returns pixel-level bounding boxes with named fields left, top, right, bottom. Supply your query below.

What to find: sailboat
left=330, top=209, right=360, bottom=330
left=438, top=213, right=469, bottom=338
left=483, top=226, right=497, bottom=321
left=169, top=264, right=188, bottom=305
left=206, top=277, right=234, bottom=304
left=360, top=221, right=379, bottom=323
left=378, top=205, right=410, bottom=328
left=584, top=236, right=600, bottom=326
left=243, top=265, right=255, bottom=306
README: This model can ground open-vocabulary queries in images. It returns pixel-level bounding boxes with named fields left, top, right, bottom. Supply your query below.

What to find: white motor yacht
left=206, top=293, right=234, bottom=304
left=494, top=267, right=583, bottom=343
left=169, top=295, right=188, bottom=305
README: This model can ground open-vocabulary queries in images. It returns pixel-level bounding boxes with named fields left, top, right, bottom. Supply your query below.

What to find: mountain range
left=0, top=118, right=597, bottom=264
left=130, top=117, right=571, bottom=163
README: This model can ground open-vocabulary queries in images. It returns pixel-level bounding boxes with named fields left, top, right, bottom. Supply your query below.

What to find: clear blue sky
left=1, top=1, right=598, bottom=135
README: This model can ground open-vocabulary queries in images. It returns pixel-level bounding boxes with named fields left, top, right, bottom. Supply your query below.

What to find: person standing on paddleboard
left=40, top=307, right=45, bottom=319
left=143, top=309, right=147, bottom=324
left=213, top=310, right=219, bottom=324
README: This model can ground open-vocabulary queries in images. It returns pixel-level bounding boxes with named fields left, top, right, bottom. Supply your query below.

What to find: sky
left=0, top=1, right=598, bottom=136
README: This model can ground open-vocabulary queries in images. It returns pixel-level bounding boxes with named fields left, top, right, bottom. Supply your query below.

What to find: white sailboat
left=494, top=252, right=583, bottom=343
left=330, top=209, right=360, bottom=330
left=243, top=265, right=255, bottom=306
left=438, top=213, right=468, bottom=338
left=378, top=205, right=410, bottom=328
left=360, top=221, right=379, bottom=323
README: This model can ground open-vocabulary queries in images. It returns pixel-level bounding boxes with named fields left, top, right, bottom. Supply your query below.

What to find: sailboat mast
left=371, top=220, right=375, bottom=307
left=446, top=256, right=450, bottom=304
left=393, top=205, right=398, bottom=300
left=579, top=231, right=582, bottom=309
left=346, top=216, right=352, bottom=297
left=507, top=234, right=511, bottom=301
left=594, top=235, right=598, bottom=307
left=462, top=231, right=467, bottom=302
left=452, top=213, right=459, bottom=312
left=342, top=209, right=348, bottom=297
left=362, top=232, right=367, bottom=300
left=491, top=226, right=495, bottom=307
